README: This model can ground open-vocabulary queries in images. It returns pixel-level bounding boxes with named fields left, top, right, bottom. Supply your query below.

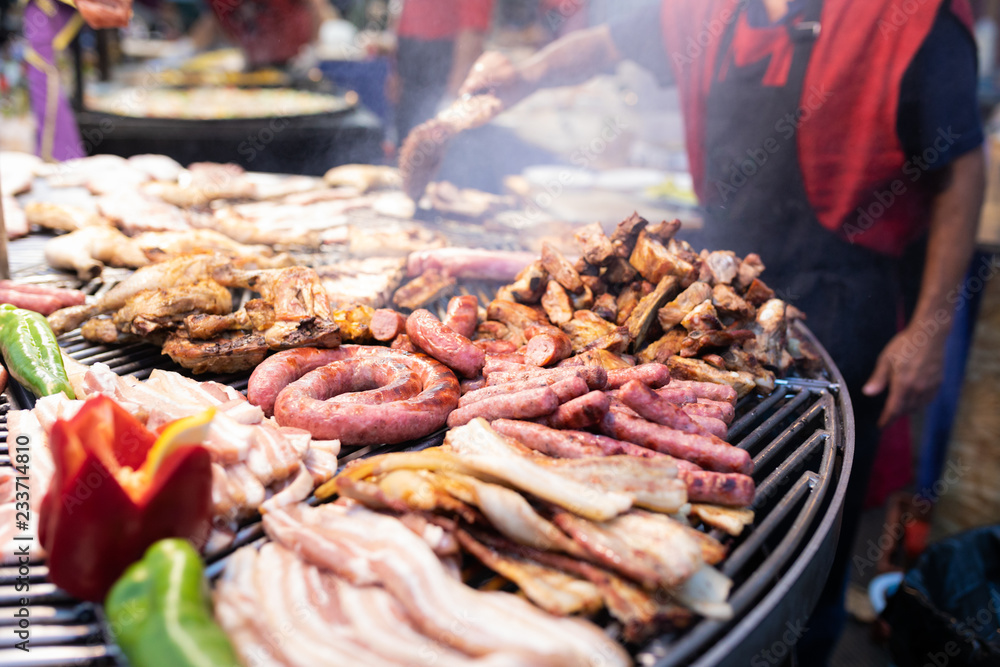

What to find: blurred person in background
left=459, top=0, right=984, bottom=663
left=393, top=0, right=494, bottom=141
left=22, top=0, right=131, bottom=161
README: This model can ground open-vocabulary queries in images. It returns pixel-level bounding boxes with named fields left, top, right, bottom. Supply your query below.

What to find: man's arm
left=863, top=147, right=985, bottom=426
left=458, top=25, right=623, bottom=107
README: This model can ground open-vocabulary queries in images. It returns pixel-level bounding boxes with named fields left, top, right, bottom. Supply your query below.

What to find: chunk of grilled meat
left=113, top=280, right=233, bottom=336
left=162, top=332, right=268, bottom=374
left=392, top=271, right=457, bottom=311
left=658, top=281, right=712, bottom=330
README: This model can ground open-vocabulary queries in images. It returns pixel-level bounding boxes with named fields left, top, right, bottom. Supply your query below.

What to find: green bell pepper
left=0, top=304, right=74, bottom=399
left=105, top=539, right=241, bottom=667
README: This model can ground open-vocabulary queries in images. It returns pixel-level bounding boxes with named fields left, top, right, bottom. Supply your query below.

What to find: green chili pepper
left=105, top=539, right=241, bottom=667
left=0, top=304, right=74, bottom=399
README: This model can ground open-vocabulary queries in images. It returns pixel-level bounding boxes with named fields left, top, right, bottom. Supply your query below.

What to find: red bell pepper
left=40, top=395, right=214, bottom=602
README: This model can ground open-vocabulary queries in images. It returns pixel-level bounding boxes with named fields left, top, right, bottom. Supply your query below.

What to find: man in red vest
left=394, top=0, right=495, bottom=141
left=461, top=0, right=983, bottom=661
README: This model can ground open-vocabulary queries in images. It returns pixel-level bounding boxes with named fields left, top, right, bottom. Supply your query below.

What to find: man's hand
left=863, top=324, right=948, bottom=427
left=458, top=52, right=528, bottom=107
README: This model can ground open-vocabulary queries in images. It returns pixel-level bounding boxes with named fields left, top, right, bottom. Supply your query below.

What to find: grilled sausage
left=270, top=348, right=459, bottom=446
left=486, top=366, right=607, bottom=390
left=391, top=334, right=419, bottom=353
left=406, top=309, right=485, bottom=379
left=459, top=375, right=587, bottom=408
left=600, top=406, right=752, bottom=474
left=443, top=295, right=479, bottom=339
left=682, top=400, right=734, bottom=424
left=669, top=380, right=738, bottom=405
left=605, top=363, right=671, bottom=389
left=370, top=309, right=407, bottom=341
left=617, top=379, right=723, bottom=440
left=535, top=391, right=610, bottom=430
left=446, top=385, right=560, bottom=427
left=523, top=325, right=573, bottom=367
left=248, top=347, right=348, bottom=416
left=679, top=469, right=755, bottom=506
left=473, top=339, right=519, bottom=355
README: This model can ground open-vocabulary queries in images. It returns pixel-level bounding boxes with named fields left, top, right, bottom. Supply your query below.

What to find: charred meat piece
left=645, top=218, right=682, bottom=242
left=214, top=266, right=332, bottom=321
left=609, top=211, right=648, bottom=258
left=558, top=348, right=634, bottom=371
left=743, top=278, right=776, bottom=306
left=629, top=230, right=695, bottom=285
left=569, top=284, right=594, bottom=311
left=605, top=256, right=639, bottom=285
left=487, top=299, right=549, bottom=330
left=735, top=252, right=766, bottom=290
left=746, top=298, right=788, bottom=369
left=561, top=310, right=617, bottom=352
left=592, top=293, right=618, bottom=322
left=503, top=261, right=548, bottom=304
left=703, top=251, right=740, bottom=285
left=574, top=222, right=615, bottom=266
left=626, top=275, right=681, bottom=352
left=541, top=280, right=574, bottom=325
left=680, top=329, right=756, bottom=358
left=658, top=282, right=712, bottom=330
left=668, top=356, right=757, bottom=398
left=81, top=317, right=135, bottom=344
left=114, top=280, right=233, bottom=336
left=392, top=271, right=457, bottom=311
left=681, top=300, right=722, bottom=331
left=721, top=346, right=777, bottom=394
left=712, top=284, right=755, bottom=320
left=316, top=257, right=406, bottom=309
left=615, top=282, right=644, bottom=326
left=637, top=327, right=688, bottom=365
left=163, top=332, right=268, bottom=374
left=582, top=327, right=633, bottom=355
left=540, top=243, right=584, bottom=294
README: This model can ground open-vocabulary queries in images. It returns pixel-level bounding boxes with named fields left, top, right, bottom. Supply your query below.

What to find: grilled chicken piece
left=630, top=230, right=695, bottom=285
left=562, top=310, right=617, bottom=352
left=399, top=94, right=504, bottom=200
left=746, top=298, right=788, bottom=369
left=213, top=266, right=332, bottom=321
left=128, top=154, right=184, bottom=181
left=712, top=284, right=755, bottom=320
left=658, top=281, right=713, bottom=330
left=626, top=275, right=682, bottom=351
left=162, top=332, right=268, bottom=374
left=317, top=257, right=406, bottom=309
left=24, top=202, right=108, bottom=232
left=392, top=270, right=456, bottom=311
left=81, top=317, right=134, bottom=344
left=681, top=300, right=722, bottom=331
left=668, top=356, right=757, bottom=398
left=44, top=226, right=150, bottom=279
left=574, top=222, right=615, bottom=266
left=541, top=279, right=573, bottom=324
left=113, top=280, right=233, bottom=336
left=136, top=229, right=292, bottom=267
left=49, top=254, right=229, bottom=333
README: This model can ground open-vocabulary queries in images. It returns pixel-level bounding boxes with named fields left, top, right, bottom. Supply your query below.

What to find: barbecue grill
left=0, top=251, right=855, bottom=666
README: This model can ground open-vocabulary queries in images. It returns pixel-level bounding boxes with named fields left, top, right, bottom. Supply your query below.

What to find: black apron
left=682, top=2, right=903, bottom=653
left=687, top=0, right=898, bottom=394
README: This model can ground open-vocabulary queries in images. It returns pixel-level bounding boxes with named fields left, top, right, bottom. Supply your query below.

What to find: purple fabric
left=23, top=1, right=85, bottom=161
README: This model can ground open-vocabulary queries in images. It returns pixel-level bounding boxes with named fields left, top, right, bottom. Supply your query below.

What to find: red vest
left=661, top=0, right=975, bottom=256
